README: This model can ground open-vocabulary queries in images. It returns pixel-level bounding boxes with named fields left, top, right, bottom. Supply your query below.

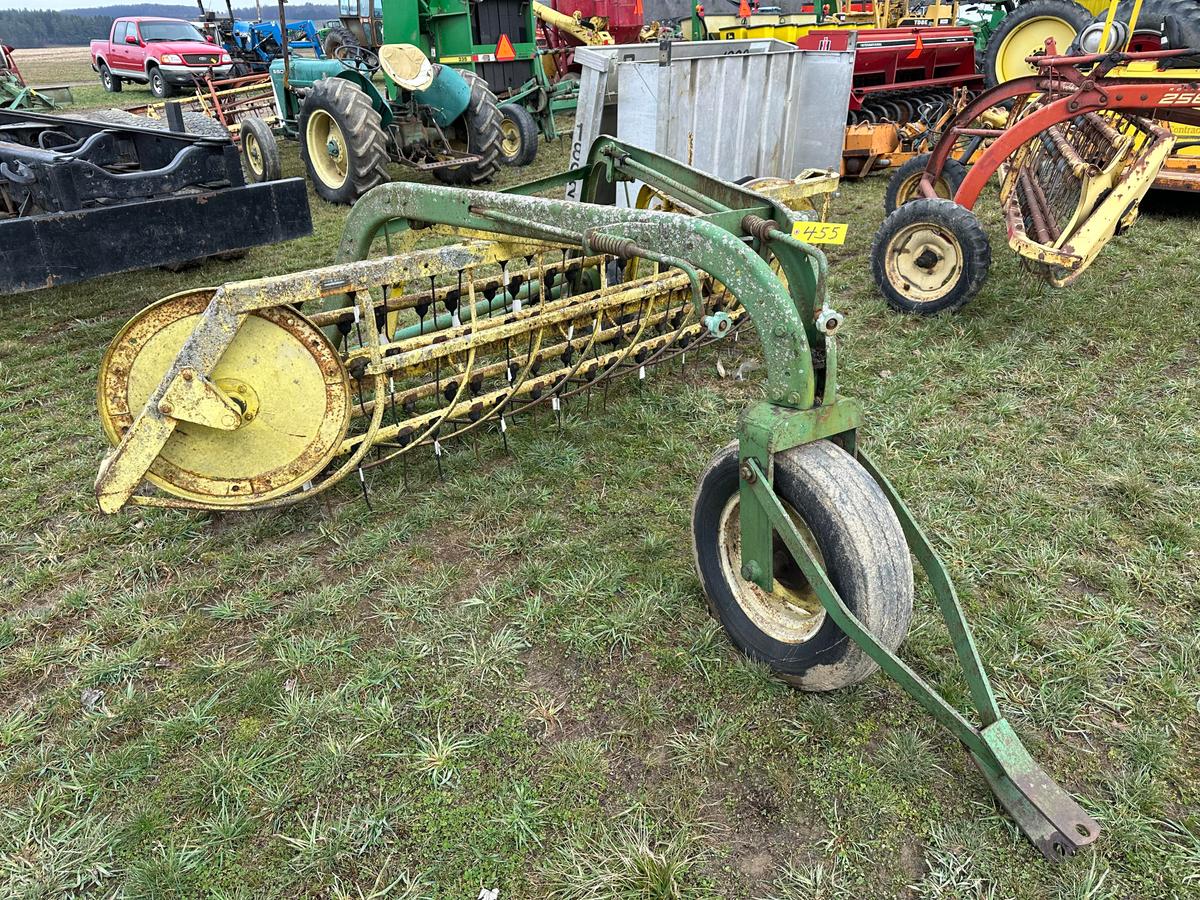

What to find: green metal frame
left=332, top=138, right=1100, bottom=861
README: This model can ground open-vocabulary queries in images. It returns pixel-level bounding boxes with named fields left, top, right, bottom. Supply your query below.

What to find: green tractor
left=324, top=0, right=574, bottom=168
left=256, top=1, right=505, bottom=205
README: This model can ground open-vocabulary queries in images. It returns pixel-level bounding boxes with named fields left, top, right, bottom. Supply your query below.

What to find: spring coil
left=584, top=230, right=639, bottom=258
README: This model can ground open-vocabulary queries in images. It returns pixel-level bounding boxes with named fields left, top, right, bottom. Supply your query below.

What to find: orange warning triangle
left=495, top=33, right=516, bottom=61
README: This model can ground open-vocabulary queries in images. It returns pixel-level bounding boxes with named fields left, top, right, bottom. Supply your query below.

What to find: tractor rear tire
left=240, top=115, right=281, bottom=183
left=299, top=77, right=390, bottom=205
left=982, top=0, right=1094, bottom=87
left=692, top=440, right=914, bottom=692
left=433, top=70, right=502, bottom=186
left=871, top=198, right=991, bottom=315
left=498, top=103, right=539, bottom=167
left=322, top=25, right=360, bottom=60
left=883, top=153, right=968, bottom=215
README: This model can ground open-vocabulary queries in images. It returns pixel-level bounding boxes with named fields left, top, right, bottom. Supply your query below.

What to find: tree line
left=1, top=5, right=339, bottom=48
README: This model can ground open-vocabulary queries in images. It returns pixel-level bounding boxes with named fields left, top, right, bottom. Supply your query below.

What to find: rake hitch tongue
left=94, top=139, right=1098, bottom=860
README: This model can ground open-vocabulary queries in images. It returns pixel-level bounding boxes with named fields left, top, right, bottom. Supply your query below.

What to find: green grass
left=2, top=90, right=1199, bottom=897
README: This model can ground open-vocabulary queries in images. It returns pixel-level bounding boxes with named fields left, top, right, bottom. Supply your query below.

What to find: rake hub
left=98, top=290, right=351, bottom=507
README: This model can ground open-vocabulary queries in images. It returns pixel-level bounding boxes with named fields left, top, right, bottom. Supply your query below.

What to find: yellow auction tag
left=791, top=221, right=849, bottom=245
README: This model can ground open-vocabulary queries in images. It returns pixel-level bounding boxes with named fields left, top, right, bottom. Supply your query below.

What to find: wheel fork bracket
left=740, top=454, right=1100, bottom=862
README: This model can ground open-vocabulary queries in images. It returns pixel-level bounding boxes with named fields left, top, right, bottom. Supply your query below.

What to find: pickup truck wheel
left=149, top=67, right=175, bottom=99
left=99, top=63, right=122, bottom=93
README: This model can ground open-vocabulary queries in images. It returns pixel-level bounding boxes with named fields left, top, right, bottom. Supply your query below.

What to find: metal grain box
left=567, top=38, right=855, bottom=203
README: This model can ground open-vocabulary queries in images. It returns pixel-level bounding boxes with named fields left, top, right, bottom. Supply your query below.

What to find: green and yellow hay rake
left=95, top=140, right=1099, bottom=862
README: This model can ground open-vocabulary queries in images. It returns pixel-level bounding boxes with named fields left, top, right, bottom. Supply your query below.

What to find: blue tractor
left=196, top=0, right=326, bottom=75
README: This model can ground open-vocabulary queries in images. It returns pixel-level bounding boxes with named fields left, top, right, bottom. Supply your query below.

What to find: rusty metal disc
left=98, top=289, right=352, bottom=507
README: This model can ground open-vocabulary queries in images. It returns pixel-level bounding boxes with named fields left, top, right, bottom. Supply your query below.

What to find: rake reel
left=95, top=139, right=1098, bottom=862
left=871, top=0, right=1198, bottom=314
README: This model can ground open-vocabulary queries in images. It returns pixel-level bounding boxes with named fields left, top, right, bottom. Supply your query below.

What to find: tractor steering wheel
left=333, top=44, right=381, bottom=75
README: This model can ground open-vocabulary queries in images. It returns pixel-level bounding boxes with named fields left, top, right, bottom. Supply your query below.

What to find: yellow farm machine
left=93, top=139, right=1100, bottom=864
left=871, top=0, right=1200, bottom=314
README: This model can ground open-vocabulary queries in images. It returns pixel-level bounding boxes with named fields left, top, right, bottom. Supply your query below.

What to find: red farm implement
left=870, top=1, right=1200, bottom=315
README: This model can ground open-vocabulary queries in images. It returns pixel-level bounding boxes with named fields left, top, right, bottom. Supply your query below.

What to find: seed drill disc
left=98, top=289, right=352, bottom=507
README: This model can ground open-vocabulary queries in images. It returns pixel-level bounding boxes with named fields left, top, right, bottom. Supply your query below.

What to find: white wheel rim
left=885, top=222, right=964, bottom=304
left=717, top=494, right=826, bottom=644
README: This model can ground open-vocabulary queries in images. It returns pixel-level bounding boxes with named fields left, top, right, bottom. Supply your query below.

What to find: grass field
left=1, top=64, right=1198, bottom=898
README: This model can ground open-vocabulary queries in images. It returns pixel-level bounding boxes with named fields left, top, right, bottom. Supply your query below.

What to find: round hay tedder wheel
left=98, top=290, right=353, bottom=507
left=983, top=0, right=1094, bottom=87
left=692, top=441, right=914, bottom=692
left=883, top=153, right=968, bottom=215
left=871, top=198, right=991, bottom=315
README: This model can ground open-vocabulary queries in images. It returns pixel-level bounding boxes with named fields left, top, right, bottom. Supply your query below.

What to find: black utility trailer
left=0, top=104, right=311, bottom=294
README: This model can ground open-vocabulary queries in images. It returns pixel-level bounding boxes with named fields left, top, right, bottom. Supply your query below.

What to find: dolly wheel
left=498, top=104, right=539, bottom=167
left=240, top=116, right=281, bottom=183
left=871, top=198, right=991, bottom=315
left=692, top=440, right=914, bottom=692
left=883, top=153, right=968, bottom=215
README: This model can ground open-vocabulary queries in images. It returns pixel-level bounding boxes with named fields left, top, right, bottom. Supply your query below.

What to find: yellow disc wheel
left=244, top=130, right=264, bottom=179
left=984, top=1, right=1092, bottom=86
left=98, top=290, right=352, bottom=507
left=305, top=108, right=349, bottom=190
left=500, top=117, right=521, bottom=159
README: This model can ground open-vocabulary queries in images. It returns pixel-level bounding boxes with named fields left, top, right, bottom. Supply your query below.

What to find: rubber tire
left=433, top=70, right=502, bottom=186
left=298, top=76, right=390, bottom=205
left=1078, top=0, right=1200, bottom=64
left=692, top=441, right=914, bottom=692
left=99, top=63, right=121, bottom=93
left=871, top=198, right=992, bottom=315
left=149, top=66, right=176, bottom=99
left=982, top=0, right=1094, bottom=87
left=883, top=153, right=968, bottom=215
left=498, top=104, right=539, bottom=167
left=322, top=25, right=361, bottom=59
left=240, top=115, right=281, bottom=183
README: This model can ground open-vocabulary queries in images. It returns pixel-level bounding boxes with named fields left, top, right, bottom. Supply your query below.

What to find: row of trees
left=1, top=5, right=339, bottom=48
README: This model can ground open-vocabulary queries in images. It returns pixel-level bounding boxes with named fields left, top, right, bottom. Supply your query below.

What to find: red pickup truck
left=91, top=17, right=233, bottom=98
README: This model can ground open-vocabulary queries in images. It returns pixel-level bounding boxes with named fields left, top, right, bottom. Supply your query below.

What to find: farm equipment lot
left=2, top=95, right=1199, bottom=900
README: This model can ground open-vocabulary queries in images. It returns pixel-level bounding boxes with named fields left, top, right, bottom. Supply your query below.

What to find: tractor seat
left=379, top=44, right=435, bottom=92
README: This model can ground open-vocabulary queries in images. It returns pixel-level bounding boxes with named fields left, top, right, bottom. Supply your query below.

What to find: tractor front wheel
left=498, top=104, right=539, bottom=167
left=433, top=70, right=502, bottom=186
left=871, top=198, right=991, bottom=315
left=299, top=77, right=390, bottom=205
left=240, top=116, right=281, bottom=183
left=692, top=440, right=914, bottom=692
left=883, top=153, right=968, bottom=215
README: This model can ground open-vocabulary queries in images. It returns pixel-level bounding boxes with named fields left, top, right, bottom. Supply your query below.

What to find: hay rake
left=871, top=0, right=1198, bottom=314
left=95, top=139, right=1098, bottom=861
